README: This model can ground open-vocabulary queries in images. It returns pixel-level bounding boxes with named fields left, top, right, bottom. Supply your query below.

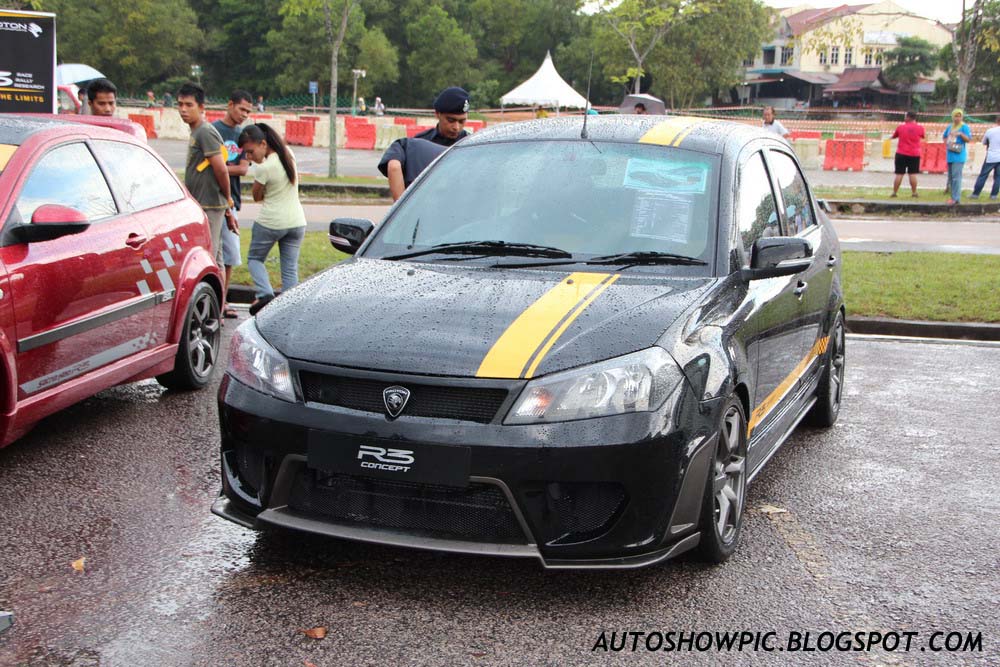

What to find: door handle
left=794, top=280, right=808, bottom=297
left=125, top=233, right=148, bottom=249
left=827, top=255, right=837, bottom=267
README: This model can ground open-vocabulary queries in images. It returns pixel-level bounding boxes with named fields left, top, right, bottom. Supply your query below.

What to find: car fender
left=165, top=246, right=223, bottom=345
left=0, top=326, right=17, bottom=416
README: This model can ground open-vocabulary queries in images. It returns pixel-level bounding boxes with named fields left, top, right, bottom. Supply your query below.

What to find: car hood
left=256, top=259, right=714, bottom=379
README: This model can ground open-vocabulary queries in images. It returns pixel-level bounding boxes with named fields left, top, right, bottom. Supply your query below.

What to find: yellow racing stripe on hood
left=0, top=144, right=16, bottom=171
left=638, top=116, right=703, bottom=147
left=476, top=272, right=617, bottom=379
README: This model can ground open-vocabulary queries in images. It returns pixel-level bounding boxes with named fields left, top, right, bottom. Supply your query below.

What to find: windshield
left=363, top=140, right=720, bottom=273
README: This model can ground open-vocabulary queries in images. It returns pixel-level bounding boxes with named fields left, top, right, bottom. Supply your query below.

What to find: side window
left=15, top=143, right=117, bottom=222
left=768, top=150, right=815, bottom=235
left=92, top=140, right=184, bottom=213
left=736, top=151, right=779, bottom=265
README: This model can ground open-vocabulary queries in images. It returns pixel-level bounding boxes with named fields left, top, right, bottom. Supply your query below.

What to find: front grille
left=524, top=482, right=628, bottom=546
left=299, top=372, right=508, bottom=423
left=289, top=470, right=528, bottom=544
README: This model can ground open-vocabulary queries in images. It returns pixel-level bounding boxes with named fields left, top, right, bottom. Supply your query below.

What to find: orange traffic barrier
left=300, top=115, right=321, bottom=123
left=823, top=140, right=863, bottom=171
left=465, top=120, right=486, bottom=132
left=788, top=130, right=821, bottom=140
left=251, top=113, right=272, bottom=121
left=285, top=119, right=314, bottom=146
left=127, top=114, right=157, bottom=139
left=344, top=122, right=376, bottom=149
left=920, top=142, right=947, bottom=174
left=834, top=132, right=865, bottom=141
left=405, top=125, right=425, bottom=138
left=205, top=110, right=226, bottom=122
left=394, top=117, right=416, bottom=126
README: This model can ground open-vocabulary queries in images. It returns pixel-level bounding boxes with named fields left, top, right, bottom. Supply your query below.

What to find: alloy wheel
left=188, top=292, right=220, bottom=379
left=713, top=406, right=746, bottom=544
left=829, top=321, right=846, bottom=412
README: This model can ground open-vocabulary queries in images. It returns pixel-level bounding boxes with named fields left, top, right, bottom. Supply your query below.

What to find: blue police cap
left=433, top=87, right=470, bottom=114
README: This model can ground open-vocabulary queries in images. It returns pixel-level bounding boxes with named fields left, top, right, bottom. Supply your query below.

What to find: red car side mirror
left=31, top=204, right=89, bottom=225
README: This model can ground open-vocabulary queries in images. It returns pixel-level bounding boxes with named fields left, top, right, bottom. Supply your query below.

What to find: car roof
left=0, top=113, right=145, bottom=145
left=460, top=115, right=781, bottom=157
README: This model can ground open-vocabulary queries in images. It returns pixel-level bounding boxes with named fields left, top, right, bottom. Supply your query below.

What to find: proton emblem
left=383, top=386, right=411, bottom=418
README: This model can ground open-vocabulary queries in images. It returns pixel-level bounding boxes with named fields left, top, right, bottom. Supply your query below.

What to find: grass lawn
left=813, top=187, right=975, bottom=203
left=228, top=233, right=1000, bottom=323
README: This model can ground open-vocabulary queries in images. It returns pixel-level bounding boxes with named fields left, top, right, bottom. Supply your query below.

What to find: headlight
left=227, top=320, right=296, bottom=402
left=504, top=348, right=684, bottom=424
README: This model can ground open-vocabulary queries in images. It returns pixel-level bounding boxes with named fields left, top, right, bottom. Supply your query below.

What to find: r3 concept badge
left=383, top=385, right=411, bottom=418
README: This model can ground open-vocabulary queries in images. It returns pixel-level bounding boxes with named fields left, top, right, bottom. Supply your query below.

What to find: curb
left=226, top=286, right=999, bottom=342
left=826, top=199, right=1000, bottom=216
left=846, top=316, right=1000, bottom=341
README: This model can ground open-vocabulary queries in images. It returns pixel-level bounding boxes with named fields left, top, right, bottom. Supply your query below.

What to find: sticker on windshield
left=623, top=158, right=709, bottom=193
left=630, top=192, right=693, bottom=243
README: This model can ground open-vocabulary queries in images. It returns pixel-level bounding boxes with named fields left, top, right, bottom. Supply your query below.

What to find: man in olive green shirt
left=177, top=82, right=234, bottom=268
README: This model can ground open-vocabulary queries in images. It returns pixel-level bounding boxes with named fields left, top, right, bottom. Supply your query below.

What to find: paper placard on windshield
left=630, top=192, right=693, bottom=243
left=623, top=158, right=709, bottom=194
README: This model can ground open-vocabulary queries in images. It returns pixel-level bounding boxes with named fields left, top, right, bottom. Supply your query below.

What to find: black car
left=214, top=116, right=845, bottom=569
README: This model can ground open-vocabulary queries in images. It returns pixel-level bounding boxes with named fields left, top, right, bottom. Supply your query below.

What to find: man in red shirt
left=891, top=111, right=925, bottom=197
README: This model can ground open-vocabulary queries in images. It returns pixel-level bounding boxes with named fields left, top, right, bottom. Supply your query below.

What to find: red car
left=0, top=114, right=223, bottom=447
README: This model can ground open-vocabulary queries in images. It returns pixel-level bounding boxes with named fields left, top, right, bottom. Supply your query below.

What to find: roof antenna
left=581, top=52, right=594, bottom=140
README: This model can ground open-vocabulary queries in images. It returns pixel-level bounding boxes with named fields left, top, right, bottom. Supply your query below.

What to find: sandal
left=223, top=307, right=239, bottom=319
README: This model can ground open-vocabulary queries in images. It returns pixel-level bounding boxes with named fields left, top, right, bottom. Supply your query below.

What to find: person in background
left=943, top=108, right=973, bottom=205
left=178, top=82, right=235, bottom=280
left=634, top=102, right=647, bottom=115
left=890, top=110, right=925, bottom=198
left=212, top=89, right=254, bottom=318
left=971, top=114, right=1000, bottom=201
left=358, top=97, right=367, bottom=114
left=374, top=96, right=385, bottom=116
left=762, top=106, right=790, bottom=139
left=257, top=96, right=265, bottom=112
left=146, top=90, right=156, bottom=108
left=163, top=91, right=173, bottom=109
left=378, top=87, right=470, bottom=201
left=237, top=124, right=307, bottom=315
left=87, top=78, right=117, bottom=117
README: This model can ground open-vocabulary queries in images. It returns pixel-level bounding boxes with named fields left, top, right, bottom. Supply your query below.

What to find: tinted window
left=736, top=151, right=779, bottom=264
left=15, top=143, right=117, bottom=222
left=366, top=141, right=720, bottom=269
left=768, top=150, right=815, bottom=235
left=92, top=140, right=184, bottom=213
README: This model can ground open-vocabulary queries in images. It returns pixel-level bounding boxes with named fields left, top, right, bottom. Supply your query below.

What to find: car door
left=90, top=139, right=193, bottom=341
left=3, top=140, right=155, bottom=399
left=733, top=148, right=810, bottom=463
left=766, top=148, right=834, bottom=391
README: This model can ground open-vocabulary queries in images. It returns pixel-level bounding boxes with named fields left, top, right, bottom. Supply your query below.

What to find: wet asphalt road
left=1, top=328, right=998, bottom=667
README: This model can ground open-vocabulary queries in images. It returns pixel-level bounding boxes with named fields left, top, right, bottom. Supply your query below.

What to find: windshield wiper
left=381, top=240, right=573, bottom=261
left=586, top=251, right=707, bottom=267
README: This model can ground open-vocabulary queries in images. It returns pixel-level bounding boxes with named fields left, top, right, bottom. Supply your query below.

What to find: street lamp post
left=350, top=68, right=366, bottom=116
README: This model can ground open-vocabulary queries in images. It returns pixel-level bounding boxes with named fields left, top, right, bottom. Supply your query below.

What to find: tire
left=157, top=282, right=221, bottom=390
left=696, top=396, right=748, bottom=564
left=808, top=312, right=845, bottom=428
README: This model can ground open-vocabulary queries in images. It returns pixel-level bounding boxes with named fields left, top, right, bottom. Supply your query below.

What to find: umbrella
left=619, top=93, right=666, bottom=115
left=56, top=64, right=105, bottom=85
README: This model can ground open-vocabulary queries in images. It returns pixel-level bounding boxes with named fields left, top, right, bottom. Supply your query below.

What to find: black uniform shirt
left=377, top=138, right=447, bottom=187
left=413, top=125, right=469, bottom=147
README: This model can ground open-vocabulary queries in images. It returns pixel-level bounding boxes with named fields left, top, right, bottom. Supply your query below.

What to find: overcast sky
left=763, top=0, right=962, bottom=25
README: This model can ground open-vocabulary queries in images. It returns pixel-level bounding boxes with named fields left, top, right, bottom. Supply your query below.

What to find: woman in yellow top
left=237, top=123, right=308, bottom=314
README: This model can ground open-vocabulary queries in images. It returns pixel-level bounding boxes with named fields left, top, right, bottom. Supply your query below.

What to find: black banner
left=0, top=10, right=56, bottom=113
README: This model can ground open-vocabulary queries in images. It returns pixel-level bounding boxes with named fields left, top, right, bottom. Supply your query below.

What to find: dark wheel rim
left=829, top=320, right=846, bottom=411
left=187, top=291, right=220, bottom=379
left=713, top=406, right=746, bottom=544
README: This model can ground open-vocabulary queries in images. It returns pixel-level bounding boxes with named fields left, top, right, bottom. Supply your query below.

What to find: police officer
left=379, top=87, right=470, bottom=200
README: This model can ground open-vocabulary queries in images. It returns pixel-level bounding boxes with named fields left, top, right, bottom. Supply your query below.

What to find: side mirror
left=743, top=236, right=812, bottom=280
left=329, top=218, right=374, bottom=255
left=10, top=205, right=91, bottom=244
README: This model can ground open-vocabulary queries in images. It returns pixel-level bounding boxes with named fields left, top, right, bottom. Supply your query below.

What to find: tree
left=44, top=0, right=203, bottom=91
left=883, top=36, right=937, bottom=107
left=951, top=0, right=1000, bottom=109
left=404, top=6, right=478, bottom=102
left=282, top=0, right=356, bottom=177
left=355, top=27, right=399, bottom=99
left=596, top=0, right=713, bottom=94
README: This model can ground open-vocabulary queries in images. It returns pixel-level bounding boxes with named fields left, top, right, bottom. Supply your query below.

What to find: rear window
left=366, top=140, right=720, bottom=269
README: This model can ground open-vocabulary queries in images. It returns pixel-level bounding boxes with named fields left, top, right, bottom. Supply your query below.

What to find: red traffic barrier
left=127, top=114, right=157, bottom=139
left=300, top=115, right=321, bottom=123
left=822, top=140, right=863, bottom=171
left=405, top=125, right=426, bottom=138
left=250, top=113, right=272, bottom=121
left=394, top=117, right=416, bottom=126
left=920, top=142, right=947, bottom=174
left=465, top=120, right=486, bottom=132
left=205, top=110, right=226, bottom=122
left=788, top=130, right=821, bottom=140
left=834, top=132, right=865, bottom=141
left=344, top=122, right=376, bottom=149
left=285, top=119, right=314, bottom=146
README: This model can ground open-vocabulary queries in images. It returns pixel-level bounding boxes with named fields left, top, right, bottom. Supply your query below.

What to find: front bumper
left=215, top=369, right=722, bottom=569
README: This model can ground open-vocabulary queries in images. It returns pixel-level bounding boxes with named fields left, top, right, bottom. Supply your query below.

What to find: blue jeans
left=947, top=161, right=964, bottom=202
left=247, top=224, right=305, bottom=299
left=972, top=161, right=1000, bottom=198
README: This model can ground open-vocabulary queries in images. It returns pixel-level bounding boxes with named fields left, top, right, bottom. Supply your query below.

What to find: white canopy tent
left=500, top=51, right=587, bottom=113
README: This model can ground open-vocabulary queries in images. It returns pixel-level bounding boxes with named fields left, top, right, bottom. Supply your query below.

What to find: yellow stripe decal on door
left=476, top=272, right=615, bottom=379
left=747, top=335, right=830, bottom=436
